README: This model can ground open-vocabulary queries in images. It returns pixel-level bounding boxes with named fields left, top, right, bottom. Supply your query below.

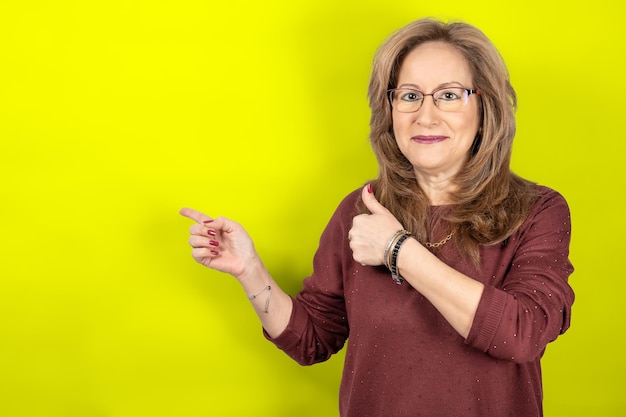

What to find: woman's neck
left=415, top=171, right=456, bottom=206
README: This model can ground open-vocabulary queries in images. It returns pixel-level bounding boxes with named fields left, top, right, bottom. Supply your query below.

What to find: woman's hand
left=349, top=184, right=405, bottom=266
left=179, top=208, right=260, bottom=279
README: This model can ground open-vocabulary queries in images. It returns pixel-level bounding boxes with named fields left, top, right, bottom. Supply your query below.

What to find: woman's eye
left=401, top=92, right=422, bottom=102
left=438, top=90, right=461, bottom=101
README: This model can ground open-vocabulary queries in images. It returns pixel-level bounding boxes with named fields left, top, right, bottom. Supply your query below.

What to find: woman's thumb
left=362, top=183, right=389, bottom=214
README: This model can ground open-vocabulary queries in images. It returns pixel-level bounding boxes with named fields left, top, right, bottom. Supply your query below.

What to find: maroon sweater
left=267, top=186, right=574, bottom=417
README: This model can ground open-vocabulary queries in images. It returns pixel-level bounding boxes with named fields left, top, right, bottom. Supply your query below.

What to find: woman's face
left=392, top=41, right=481, bottom=182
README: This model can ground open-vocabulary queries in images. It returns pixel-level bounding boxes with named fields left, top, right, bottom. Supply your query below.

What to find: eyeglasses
left=387, top=87, right=480, bottom=113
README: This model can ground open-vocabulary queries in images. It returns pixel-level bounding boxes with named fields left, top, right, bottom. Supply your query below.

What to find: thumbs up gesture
left=349, top=184, right=405, bottom=266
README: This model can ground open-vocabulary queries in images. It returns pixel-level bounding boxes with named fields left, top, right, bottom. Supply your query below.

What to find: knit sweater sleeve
left=263, top=191, right=356, bottom=365
left=465, top=187, right=575, bottom=363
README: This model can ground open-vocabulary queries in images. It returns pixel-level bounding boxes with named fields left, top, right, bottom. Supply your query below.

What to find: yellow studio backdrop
left=0, top=1, right=623, bottom=416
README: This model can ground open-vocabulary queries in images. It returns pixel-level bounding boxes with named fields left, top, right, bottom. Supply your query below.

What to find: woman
left=180, top=18, right=574, bottom=417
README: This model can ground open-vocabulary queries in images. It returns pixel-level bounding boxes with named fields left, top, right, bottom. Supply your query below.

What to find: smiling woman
left=4, top=0, right=625, bottom=415
left=180, top=17, right=575, bottom=417
left=389, top=42, right=482, bottom=199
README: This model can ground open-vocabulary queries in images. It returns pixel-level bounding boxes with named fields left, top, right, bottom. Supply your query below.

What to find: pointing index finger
left=179, top=207, right=213, bottom=224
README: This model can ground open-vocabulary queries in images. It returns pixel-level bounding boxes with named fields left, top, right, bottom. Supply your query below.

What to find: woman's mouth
left=411, top=135, right=448, bottom=144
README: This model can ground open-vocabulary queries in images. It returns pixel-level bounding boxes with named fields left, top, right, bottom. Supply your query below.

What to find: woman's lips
left=411, top=135, right=448, bottom=144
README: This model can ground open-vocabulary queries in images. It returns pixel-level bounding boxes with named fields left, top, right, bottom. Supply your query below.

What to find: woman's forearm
left=397, top=238, right=484, bottom=338
left=236, top=260, right=293, bottom=339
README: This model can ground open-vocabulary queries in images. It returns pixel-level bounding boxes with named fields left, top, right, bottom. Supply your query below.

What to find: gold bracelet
left=383, top=230, right=409, bottom=268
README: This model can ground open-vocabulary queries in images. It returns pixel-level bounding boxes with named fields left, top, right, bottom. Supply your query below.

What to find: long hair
left=361, top=18, right=537, bottom=264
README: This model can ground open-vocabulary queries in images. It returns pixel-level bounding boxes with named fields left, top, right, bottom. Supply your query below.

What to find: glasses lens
left=389, top=88, right=472, bottom=112
left=433, top=88, right=468, bottom=112
left=390, top=89, right=424, bottom=112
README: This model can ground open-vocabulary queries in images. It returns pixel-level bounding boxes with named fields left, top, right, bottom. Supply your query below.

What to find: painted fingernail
left=203, top=220, right=214, bottom=224
left=210, top=250, right=219, bottom=256
left=207, top=230, right=216, bottom=236
left=367, top=183, right=373, bottom=193
left=209, top=240, right=219, bottom=247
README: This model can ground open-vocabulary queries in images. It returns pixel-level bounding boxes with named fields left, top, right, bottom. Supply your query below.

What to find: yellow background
left=1, top=1, right=624, bottom=416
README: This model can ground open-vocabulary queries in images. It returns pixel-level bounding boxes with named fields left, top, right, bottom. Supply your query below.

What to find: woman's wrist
left=236, top=255, right=268, bottom=288
left=382, top=230, right=412, bottom=284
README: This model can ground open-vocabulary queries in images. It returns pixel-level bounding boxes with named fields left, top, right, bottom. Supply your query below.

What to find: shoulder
left=314, top=187, right=363, bottom=248
left=329, top=187, right=363, bottom=217
left=531, top=185, right=571, bottom=215
left=337, top=187, right=362, bottom=212
left=522, top=184, right=572, bottom=233
left=324, top=187, right=363, bottom=229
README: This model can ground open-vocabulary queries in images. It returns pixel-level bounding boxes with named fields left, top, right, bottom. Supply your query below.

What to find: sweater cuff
left=263, top=297, right=302, bottom=351
left=466, top=285, right=507, bottom=352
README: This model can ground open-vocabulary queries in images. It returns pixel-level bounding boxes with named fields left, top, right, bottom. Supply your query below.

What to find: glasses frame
left=387, top=86, right=481, bottom=113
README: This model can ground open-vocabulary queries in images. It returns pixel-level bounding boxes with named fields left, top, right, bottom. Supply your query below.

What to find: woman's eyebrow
left=396, top=83, right=421, bottom=89
left=396, top=81, right=465, bottom=90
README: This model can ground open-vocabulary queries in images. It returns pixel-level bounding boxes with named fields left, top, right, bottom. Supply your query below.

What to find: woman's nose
left=414, top=95, right=439, bottom=126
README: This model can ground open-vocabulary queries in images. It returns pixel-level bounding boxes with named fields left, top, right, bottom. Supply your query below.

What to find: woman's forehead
left=397, top=41, right=473, bottom=88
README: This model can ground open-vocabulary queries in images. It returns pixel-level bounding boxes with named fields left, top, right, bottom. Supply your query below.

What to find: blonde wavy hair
left=360, top=18, right=538, bottom=264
